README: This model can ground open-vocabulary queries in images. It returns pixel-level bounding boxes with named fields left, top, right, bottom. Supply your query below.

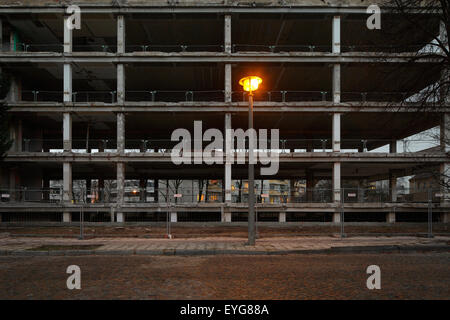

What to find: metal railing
left=17, top=138, right=440, bottom=154
left=1, top=42, right=436, bottom=54
left=17, top=89, right=423, bottom=103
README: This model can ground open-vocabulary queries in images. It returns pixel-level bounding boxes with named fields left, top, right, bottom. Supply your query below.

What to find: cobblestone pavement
left=0, top=236, right=448, bottom=254
left=0, top=253, right=448, bottom=299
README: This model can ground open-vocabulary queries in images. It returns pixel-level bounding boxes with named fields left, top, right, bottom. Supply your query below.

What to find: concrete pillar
left=117, top=64, right=125, bottom=104
left=221, top=207, right=232, bottom=222
left=7, top=77, right=20, bottom=102
left=389, top=140, right=397, bottom=153
left=440, top=21, right=449, bottom=103
left=139, top=178, right=147, bottom=202
left=224, top=113, right=232, bottom=203
left=64, top=64, right=72, bottom=103
left=0, top=19, right=2, bottom=51
left=43, top=178, right=50, bottom=201
left=117, top=113, right=125, bottom=153
left=63, top=163, right=72, bottom=202
left=389, top=171, right=397, bottom=202
left=279, top=212, right=286, bottom=223
left=332, top=212, right=341, bottom=223
left=332, top=113, right=341, bottom=152
left=306, top=170, right=314, bottom=202
left=333, top=162, right=341, bottom=202
left=63, top=212, right=72, bottom=223
left=440, top=113, right=449, bottom=152
left=225, top=64, right=232, bottom=103
left=154, top=179, right=159, bottom=203
left=116, top=212, right=125, bottom=223
left=332, top=16, right=341, bottom=54
left=9, top=119, right=22, bottom=152
left=224, top=14, right=231, bottom=54
left=116, top=163, right=125, bottom=205
left=170, top=212, right=178, bottom=223
left=63, top=15, right=73, bottom=53
left=441, top=213, right=449, bottom=223
left=386, top=212, right=396, bottom=223
left=9, top=168, right=19, bottom=201
left=117, top=15, right=126, bottom=54
left=333, top=64, right=341, bottom=104
left=63, top=113, right=72, bottom=151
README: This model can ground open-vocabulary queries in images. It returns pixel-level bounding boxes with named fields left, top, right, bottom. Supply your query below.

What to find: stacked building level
left=0, top=0, right=449, bottom=224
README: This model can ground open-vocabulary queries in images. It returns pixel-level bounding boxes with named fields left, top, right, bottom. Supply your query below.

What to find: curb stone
left=0, top=245, right=448, bottom=257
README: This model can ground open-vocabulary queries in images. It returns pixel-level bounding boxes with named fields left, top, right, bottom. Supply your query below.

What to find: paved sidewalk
left=0, top=235, right=448, bottom=256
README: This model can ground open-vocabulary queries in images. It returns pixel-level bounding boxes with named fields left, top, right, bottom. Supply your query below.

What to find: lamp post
left=239, top=76, right=262, bottom=246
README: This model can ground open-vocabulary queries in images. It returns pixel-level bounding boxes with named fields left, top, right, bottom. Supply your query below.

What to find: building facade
left=0, top=0, right=449, bottom=224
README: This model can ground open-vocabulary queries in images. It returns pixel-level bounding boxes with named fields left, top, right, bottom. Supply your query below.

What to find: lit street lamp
left=239, top=75, right=262, bottom=246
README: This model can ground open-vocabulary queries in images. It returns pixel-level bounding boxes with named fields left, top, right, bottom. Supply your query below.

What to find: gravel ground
left=0, top=253, right=448, bottom=300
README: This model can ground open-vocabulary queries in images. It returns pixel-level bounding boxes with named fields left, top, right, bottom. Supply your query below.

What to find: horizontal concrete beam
left=0, top=6, right=424, bottom=15
left=4, top=152, right=448, bottom=163
left=0, top=52, right=442, bottom=64
left=6, top=102, right=450, bottom=114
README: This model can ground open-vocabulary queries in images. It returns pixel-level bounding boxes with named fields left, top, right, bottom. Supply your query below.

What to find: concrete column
left=389, top=171, right=397, bottom=202
left=332, top=113, right=341, bottom=152
left=225, top=113, right=232, bottom=203
left=441, top=213, right=449, bottom=223
left=389, top=140, right=397, bottom=153
left=332, top=212, right=341, bottom=223
left=333, top=162, right=341, bottom=202
left=7, top=77, right=20, bottom=102
left=440, top=113, right=449, bottom=152
left=333, top=64, right=341, bottom=104
left=225, top=64, right=232, bottom=102
left=279, top=212, right=286, bottom=223
left=63, top=64, right=72, bottom=103
left=63, top=163, right=72, bottom=202
left=332, top=16, right=341, bottom=54
left=117, top=64, right=125, bottom=104
left=440, top=21, right=449, bottom=103
left=221, top=207, right=232, bottom=222
left=154, top=179, right=159, bottom=203
left=9, top=168, right=19, bottom=201
left=63, top=15, right=73, bottom=53
left=0, top=19, right=2, bottom=51
left=140, top=178, right=147, bottom=202
left=63, top=212, right=72, bottom=223
left=116, top=212, right=125, bottom=223
left=63, top=113, right=72, bottom=151
left=170, top=212, right=178, bottom=223
left=306, top=170, right=314, bottom=202
left=43, top=178, right=50, bottom=201
left=116, top=163, right=125, bottom=205
left=9, top=119, right=22, bottom=152
left=386, top=212, right=396, bottom=223
left=117, top=113, right=125, bottom=153
left=224, top=14, right=232, bottom=54
left=117, top=15, right=126, bottom=54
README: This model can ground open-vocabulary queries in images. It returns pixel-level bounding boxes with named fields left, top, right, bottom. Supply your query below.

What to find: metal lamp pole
left=248, top=91, right=256, bottom=245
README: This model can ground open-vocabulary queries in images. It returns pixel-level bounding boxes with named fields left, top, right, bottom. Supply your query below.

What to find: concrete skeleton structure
left=0, top=0, right=449, bottom=224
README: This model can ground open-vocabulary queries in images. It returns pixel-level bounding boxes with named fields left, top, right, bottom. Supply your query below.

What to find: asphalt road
left=0, top=253, right=448, bottom=300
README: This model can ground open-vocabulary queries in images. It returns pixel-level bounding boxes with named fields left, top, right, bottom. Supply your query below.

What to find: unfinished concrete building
left=0, top=0, right=449, bottom=224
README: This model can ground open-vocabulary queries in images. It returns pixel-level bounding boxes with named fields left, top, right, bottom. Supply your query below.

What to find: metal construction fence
left=0, top=188, right=448, bottom=239
left=1, top=187, right=448, bottom=205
